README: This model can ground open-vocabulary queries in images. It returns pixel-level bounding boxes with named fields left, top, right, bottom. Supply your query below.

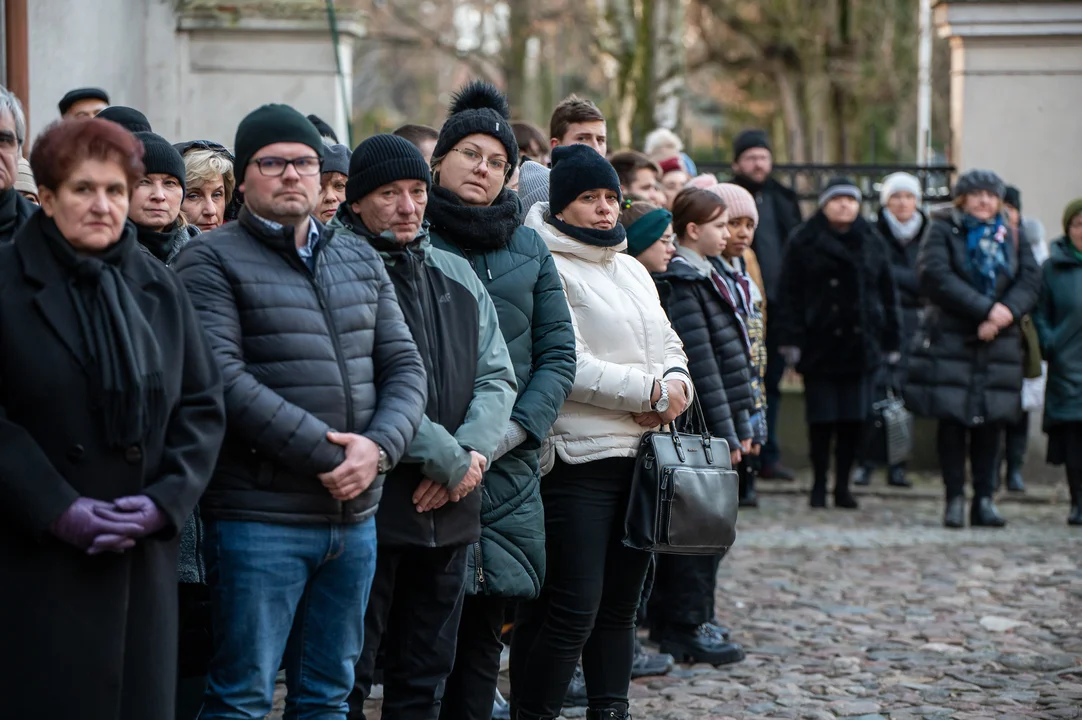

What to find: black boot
left=705, top=618, right=732, bottom=641
left=658, top=624, right=746, bottom=666
left=630, top=638, right=673, bottom=677
left=586, top=703, right=631, bottom=720
left=1006, top=468, right=1026, bottom=493
left=852, top=465, right=873, bottom=486
left=887, top=463, right=912, bottom=488
left=833, top=471, right=859, bottom=510
left=1068, top=469, right=1082, bottom=526
left=738, top=463, right=759, bottom=508
left=943, top=496, right=965, bottom=529
left=563, top=665, right=588, bottom=708
left=971, top=497, right=1007, bottom=527
left=810, top=480, right=827, bottom=509
left=760, top=463, right=795, bottom=481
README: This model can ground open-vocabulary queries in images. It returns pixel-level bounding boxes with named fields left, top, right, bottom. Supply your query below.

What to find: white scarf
left=882, top=208, right=924, bottom=245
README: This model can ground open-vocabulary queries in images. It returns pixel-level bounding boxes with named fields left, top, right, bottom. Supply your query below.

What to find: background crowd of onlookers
left=1, top=78, right=1080, bottom=720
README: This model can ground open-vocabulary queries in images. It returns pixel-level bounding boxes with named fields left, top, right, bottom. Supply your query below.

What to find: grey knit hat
left=518, top=160, right=550, bottom=214
left=322, top=143, right=351, bottom=177
left=818, top=176, right=862, bottom=208
left=954, top=169, right=1006, bottom=200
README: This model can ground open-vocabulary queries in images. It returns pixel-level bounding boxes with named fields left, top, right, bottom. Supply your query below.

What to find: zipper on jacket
left=407, top=248, right=441, bottom=547
left=474, top=541, right=485, bottom=588
left=311, top=254, right=355, bottom=435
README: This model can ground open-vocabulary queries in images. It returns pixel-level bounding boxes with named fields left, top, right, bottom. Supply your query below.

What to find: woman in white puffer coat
left=509, top=144, right=693, bottom=720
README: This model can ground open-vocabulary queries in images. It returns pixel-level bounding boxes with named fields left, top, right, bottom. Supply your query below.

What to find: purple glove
left=93, top=495, right=169, bottom=538
left=49, top=498, right=143, bottom=553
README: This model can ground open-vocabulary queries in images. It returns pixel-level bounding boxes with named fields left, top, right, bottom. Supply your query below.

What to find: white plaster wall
left=953, top=38, right=1082, bottom=241
left=27, top=0, right=151, bottom=139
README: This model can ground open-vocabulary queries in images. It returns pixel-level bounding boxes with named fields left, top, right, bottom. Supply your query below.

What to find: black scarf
left=548, top=213, right=627, bottom=248
left=424, top=185, right=523, bottom=252
left=0, top=188, right=18, bottom=238
left=136, top=220, right=185, bottom=263
left=39, top=215, right=166, bottom=449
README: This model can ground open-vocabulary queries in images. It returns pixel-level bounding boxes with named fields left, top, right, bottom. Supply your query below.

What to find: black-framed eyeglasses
left=451, top=147, right=510, bottom=174
left=250, top=156, right=322, bottom=177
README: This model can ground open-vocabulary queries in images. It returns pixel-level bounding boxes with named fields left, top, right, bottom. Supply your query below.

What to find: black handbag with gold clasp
left=622, top=397, right=740, bottom=555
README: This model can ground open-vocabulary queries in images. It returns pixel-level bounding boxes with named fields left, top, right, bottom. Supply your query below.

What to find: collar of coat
left=238, top=206, right=323, bottom=255
left=326, top=204, right=432, bottom=263
left=524, top=201, right=628, bottom=262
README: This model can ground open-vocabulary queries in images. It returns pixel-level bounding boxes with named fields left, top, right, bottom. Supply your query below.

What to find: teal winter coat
left=428, top=186, right=576, bottom=599
left=1033, top=237, right=1082, bottom=428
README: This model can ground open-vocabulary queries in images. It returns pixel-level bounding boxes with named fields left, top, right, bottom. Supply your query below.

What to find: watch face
left=655, top=399, right=670, bottom=413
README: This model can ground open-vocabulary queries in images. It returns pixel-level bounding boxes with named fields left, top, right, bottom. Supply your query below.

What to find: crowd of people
left=1, top=76, right=1080, bottom=720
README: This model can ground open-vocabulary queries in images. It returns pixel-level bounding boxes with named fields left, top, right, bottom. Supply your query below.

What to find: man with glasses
left=0, top=86, right=36, bottom=243
left=175, top=104, right=429, bottom=719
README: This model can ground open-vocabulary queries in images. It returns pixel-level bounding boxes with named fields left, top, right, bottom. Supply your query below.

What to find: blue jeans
left=199, top=518, right=378, bottom=720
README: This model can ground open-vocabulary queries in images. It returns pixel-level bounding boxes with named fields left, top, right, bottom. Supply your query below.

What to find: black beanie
left=307, top=114, right=338, bottom=143
left=432, top=81, right=518, bottom=173
left=549, top=144, right=621, bottom=216
left=733, top=129, right=771, bottom=162
left=135, top=132, right=187, bottom=192
left=98, top=106, right=151, bottom=133
left=58, top=87, right=109, bottom=115
left=1004, top=185, right=1022, bottom=213
left=346, top=134, right=431, bottom=204
left=234, top=104, right=325, bottom=184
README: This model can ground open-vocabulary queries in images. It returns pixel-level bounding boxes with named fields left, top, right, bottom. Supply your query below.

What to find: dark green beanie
left=1064, top=197, right=1082, bottom=236
left=234, top=104, right=324, bottom=184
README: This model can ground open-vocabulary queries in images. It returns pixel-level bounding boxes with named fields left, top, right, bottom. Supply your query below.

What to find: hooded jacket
left=427, top=187, right=575, bottom=597
left=1029, top=237, right=1082, bottom=428
left=524, top=202, right=692, bottom=464
left=328, top=208, right=517, bottom=548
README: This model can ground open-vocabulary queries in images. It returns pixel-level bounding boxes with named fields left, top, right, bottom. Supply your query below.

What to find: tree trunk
left=504, top=0, right=532, bottom=115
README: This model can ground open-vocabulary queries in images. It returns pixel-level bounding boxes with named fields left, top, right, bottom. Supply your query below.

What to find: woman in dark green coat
left=1033, top=197, right=1082, bottom=526
left=426, top=81, right=577, bottom=720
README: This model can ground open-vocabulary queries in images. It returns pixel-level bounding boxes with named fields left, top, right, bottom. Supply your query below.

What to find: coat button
left=834, top=328, right=843, bottom=336
left=973, top=416, right=984, bottom=425
left=831, top=304, right=839, bottom=312
left=830, top=278, right=839, bottom=287
left=854, top=326, right=862, bottom=334
left=67, top=444, right=85, bottom=463
left=125, top=445, right=143, bottom=464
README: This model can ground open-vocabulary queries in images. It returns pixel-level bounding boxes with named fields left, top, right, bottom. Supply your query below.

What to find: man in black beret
left=58, top=87, right=109, bottom=119
left=730, top=129, right=804, bottom=481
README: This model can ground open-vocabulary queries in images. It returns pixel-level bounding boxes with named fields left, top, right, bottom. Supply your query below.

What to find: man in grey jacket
left=176, top=105, right=428, bottom=718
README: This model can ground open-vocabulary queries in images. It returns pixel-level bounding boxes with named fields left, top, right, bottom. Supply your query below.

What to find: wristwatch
left=377, top=447, right=392, bottom=473
left=652, top=380, right=670, bottom=413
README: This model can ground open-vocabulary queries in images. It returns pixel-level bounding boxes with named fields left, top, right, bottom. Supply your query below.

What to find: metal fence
left=695, top=162, right=956, bottom=213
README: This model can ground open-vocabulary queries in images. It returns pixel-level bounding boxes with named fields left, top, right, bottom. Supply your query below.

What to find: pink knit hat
left=709, top=182, right=758, bottom=229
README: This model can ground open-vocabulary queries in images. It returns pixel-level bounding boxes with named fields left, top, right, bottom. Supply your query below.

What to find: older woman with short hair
left=178, top=143, right=236, bottom=232
left=0, top=118, right=226, bottom=719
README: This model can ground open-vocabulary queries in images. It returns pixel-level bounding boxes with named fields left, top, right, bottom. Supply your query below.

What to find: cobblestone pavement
left=281, top=489, right=1082, bottom=719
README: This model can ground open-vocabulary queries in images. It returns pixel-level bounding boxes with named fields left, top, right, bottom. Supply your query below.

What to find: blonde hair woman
left=178, top=143, right=235, bottom=232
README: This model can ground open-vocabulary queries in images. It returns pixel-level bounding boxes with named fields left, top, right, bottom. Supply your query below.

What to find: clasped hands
left=977, top=302, right=1014, bottom=342
left=51, top=495, right=167, bottom=556
left=413, top=451, right=487, bottom=513
left=631, top=379, right=690, bottom=429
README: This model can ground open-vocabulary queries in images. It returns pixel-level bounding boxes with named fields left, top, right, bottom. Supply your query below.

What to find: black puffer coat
left=174, top=208, right=428, bottom=525
left=775, top=212, right=901, bottom=377
left=876, top=209, right=927, bottom=345
left=904, top=209, right=1041, bottom=426
left=655, top=250, right=754, bottom=448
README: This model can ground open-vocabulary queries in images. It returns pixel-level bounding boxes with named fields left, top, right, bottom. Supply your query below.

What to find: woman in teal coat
left=1033, top=197, right=1082, bottom=526
left=426, top=81, right=577, bottom=720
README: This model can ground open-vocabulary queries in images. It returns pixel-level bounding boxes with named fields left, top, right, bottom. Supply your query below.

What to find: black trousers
left=937, top=420, right=1003, bottom=500
left=1002, top=411, right=1029, bottom=471
left=647, top=553, right=720, bottom=630
left=808, top=421, right=863, bottom=489
left=763, top=325, right=785, bottom=468
left=439, top=595, right=506, bottom=720
left=510, top=458, right=652, bottom=717
left=349, top=544, right=469, bottom=720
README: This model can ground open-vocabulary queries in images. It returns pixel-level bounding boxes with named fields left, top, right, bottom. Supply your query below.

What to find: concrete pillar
left=935, top=1, right=1082, bottom=240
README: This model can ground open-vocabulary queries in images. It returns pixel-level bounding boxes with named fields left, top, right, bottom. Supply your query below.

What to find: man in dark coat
left=329, top=135, right=517, bottom=720
left=730, top=129, right=803, bottom=480
left=175, top=106, right=429, bottom=718
left=0, top=138, right=226, bottom=717
left=0, top=86, right=37, bottom=243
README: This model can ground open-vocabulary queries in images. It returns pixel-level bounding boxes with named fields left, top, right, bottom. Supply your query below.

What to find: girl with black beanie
left=425, top=81, right=578, bottom=720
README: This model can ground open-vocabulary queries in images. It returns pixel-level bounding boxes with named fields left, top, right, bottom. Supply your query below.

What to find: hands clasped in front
left=413, top=450, right=487, bottom=513
left=978, top=302, right=1014, bottom=342
left=50, top=495, right=168, bottom=556
left=631, top=379, right=690, bottom=428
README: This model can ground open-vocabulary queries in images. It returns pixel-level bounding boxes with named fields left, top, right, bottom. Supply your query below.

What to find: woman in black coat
left=776, top=178, right=901, bottom=510
left=905, top=170, right=1040, bottom=529
left=129, top=132, right=199, bottom=264
left=0, top=118, right=226, bottom=719
left=854, top=172, right=928, bottom=488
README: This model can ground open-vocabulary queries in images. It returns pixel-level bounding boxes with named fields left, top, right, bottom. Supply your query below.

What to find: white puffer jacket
left=525, top=202, right=693, bottom=465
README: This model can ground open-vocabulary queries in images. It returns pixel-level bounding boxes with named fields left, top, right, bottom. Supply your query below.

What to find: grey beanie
left=322, top=143, right=351, bottom=177
left=818, top=176, right=862, bottom=208
left=954, top=169, right=1006, bottom=200
left=518, top=160, right=550, bottom=214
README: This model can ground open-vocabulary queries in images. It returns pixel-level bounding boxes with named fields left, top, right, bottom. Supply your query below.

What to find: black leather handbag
left=623, top=398, right=740, bottom=555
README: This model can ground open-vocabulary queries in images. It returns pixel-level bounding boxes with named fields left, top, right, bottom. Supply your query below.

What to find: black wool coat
left=655, top=254, right=754, bottom=448
left=775, top=212, right=902, bottom=378
left=876, top=209, right=927, bottom=345
left=0, top=216, right=226, bottom=720
left=904, top=210, right=1041, bottom=426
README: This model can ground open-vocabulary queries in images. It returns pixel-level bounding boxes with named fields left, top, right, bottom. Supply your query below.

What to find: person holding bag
left=513, top=144, right=693, bottom=720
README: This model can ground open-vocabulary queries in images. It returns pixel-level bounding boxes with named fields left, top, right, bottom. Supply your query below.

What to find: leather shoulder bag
left=623, top=397, right=740, bottom=555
